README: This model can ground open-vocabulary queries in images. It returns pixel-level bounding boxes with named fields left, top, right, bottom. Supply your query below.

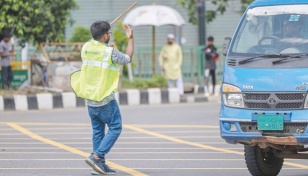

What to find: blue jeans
left=87, top=100, right=122, bottom=159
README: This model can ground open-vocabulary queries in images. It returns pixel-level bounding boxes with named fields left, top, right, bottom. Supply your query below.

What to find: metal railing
left=134, top=45, right=225, bottom=85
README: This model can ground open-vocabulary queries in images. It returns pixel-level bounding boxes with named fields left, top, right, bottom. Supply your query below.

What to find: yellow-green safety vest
left=70, top=39, right=119, bottom=102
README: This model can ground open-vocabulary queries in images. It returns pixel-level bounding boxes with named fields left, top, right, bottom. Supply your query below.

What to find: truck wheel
left=244, top=145, right=284, bottom=176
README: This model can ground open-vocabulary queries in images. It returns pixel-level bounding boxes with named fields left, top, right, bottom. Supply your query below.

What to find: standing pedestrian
left=0, top=33, right=14, bottom=90
left=204, top=36, right=219, bottom=96
left=70, top=21, right=134, bottom=175
left=159, top=33, right=184, bottom=97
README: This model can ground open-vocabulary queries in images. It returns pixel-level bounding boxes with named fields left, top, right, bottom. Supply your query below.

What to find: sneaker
left=85, top=154, right=106, bottom=175
left=90, top=165, right=116, bottom=175
left=103, top=164, right=116, bottom=175
left=91, top=170, right=102, bottom=175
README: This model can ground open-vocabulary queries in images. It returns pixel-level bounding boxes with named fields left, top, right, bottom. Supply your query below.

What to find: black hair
left=208, top=36, right=214, bottom=41
left=90, top=21, right=110, bottom=40
left=3, top=32, right=11, bottom=38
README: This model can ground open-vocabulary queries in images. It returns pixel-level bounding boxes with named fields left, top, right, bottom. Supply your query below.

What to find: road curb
left=0, top=88, right=208, bottom=111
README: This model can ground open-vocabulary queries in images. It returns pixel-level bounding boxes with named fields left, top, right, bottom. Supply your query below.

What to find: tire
left=244, top=145, right=284, bottom=176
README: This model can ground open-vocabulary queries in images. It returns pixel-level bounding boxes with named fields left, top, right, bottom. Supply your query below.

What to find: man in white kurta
left=159, top=33, right=184, bottom=96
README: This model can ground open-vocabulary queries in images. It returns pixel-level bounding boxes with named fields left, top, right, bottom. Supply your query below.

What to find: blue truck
left=220, top=0, right=308, bottom=175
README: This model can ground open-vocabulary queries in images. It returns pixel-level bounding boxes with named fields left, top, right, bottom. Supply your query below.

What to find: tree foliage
left=0, top=0, right=78, bottom=46
left=112, top=21, right=128, bottom=53
left=69, top=26, right=91, bottom=42
left=177, top=0, right=254, bottom=25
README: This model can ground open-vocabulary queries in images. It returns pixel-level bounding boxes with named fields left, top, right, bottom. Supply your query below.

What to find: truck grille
left=243, top=92, right=306, bottom=110
left=239, top=122, right=307, bottom=134
left=245, top=93, right=270, bottom=100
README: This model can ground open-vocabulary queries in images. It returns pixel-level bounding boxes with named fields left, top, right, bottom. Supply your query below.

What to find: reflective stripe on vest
left=70, top=40, right=119, bottom=102
left=82, top=60, right=119, bottom=71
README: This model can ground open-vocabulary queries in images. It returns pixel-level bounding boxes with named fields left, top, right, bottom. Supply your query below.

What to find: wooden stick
left=110, top=1, right=138, bottom=26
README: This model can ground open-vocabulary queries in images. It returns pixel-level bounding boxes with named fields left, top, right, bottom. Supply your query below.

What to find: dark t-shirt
left=204, top=45, right=218, bottom=70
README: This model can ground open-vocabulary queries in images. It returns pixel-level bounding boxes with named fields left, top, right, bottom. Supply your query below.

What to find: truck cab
left=220, top=0, right=308, bottom=175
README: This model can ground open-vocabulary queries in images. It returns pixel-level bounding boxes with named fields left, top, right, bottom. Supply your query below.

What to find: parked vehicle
left=220, top=0, right=308, bottom=175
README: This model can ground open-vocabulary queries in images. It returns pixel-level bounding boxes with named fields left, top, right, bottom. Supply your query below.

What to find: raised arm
left=123, top=24, right=134, bottom=61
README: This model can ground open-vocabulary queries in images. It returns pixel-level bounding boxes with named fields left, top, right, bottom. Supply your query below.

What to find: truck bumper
left=220, top=106, right=308, bottom=145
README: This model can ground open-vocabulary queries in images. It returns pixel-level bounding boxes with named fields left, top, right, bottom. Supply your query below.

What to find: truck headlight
left=222, top=84, right=244, bottom=108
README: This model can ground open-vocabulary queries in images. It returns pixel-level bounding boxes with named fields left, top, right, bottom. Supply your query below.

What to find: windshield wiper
left=239, top=54, right=286, bottom=65
left=272, top=54, right=308, bottom=65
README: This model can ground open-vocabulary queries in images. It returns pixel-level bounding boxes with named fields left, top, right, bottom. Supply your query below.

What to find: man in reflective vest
left=70, top=21, right=134, bottom=175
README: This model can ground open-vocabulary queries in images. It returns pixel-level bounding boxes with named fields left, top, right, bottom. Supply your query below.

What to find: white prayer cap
left=167, top=33, right=175, bottom=39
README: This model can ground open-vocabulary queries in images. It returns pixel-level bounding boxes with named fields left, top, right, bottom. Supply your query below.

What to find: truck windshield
left=231, top=5, right=308, bottom=56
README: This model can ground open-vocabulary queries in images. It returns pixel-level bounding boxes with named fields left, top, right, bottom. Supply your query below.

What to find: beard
left=105, top=38, right=110, bottom=44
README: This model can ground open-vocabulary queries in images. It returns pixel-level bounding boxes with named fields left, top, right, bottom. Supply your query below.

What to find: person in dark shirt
left=204, top=36, right=219, bottom=96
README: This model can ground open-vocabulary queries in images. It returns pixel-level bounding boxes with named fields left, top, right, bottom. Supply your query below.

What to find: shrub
left=121, top=75, right=167, bottom=89
left=69, top=26, right=91, bottom=42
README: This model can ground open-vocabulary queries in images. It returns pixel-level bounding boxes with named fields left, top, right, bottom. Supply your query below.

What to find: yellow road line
left=125, top=125, right=308, bottom=169
left=6, top=123, right=148, bottom=176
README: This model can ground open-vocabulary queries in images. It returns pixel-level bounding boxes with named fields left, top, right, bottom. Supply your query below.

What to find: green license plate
left=257, top=114, right=284, bottom=130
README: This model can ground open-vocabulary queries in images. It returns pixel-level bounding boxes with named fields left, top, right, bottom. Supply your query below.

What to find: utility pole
left=197, top=0, right=206, bottom=84
left=197, top=0, right=206, bottom=45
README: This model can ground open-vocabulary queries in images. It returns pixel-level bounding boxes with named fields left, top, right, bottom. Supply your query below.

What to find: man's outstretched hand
left=123, top=24, right=133, bottom=39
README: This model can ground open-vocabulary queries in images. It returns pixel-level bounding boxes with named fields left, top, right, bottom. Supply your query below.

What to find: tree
left=177, top=0, right=254, bottom=24
left=112, top=21, right=128, bottom=53
left=69, top=26, right=91, bottom=42
left=112, top=21, right=131, bottom=79
left=0, top=0, right=78, bottom=46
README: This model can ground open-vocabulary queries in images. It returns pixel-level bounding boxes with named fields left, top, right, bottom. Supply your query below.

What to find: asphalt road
left=1, top=102, right=308, bottom=176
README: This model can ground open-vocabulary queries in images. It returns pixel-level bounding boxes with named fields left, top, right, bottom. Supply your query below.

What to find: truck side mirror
left=222, top=37, right=231, bottom=56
